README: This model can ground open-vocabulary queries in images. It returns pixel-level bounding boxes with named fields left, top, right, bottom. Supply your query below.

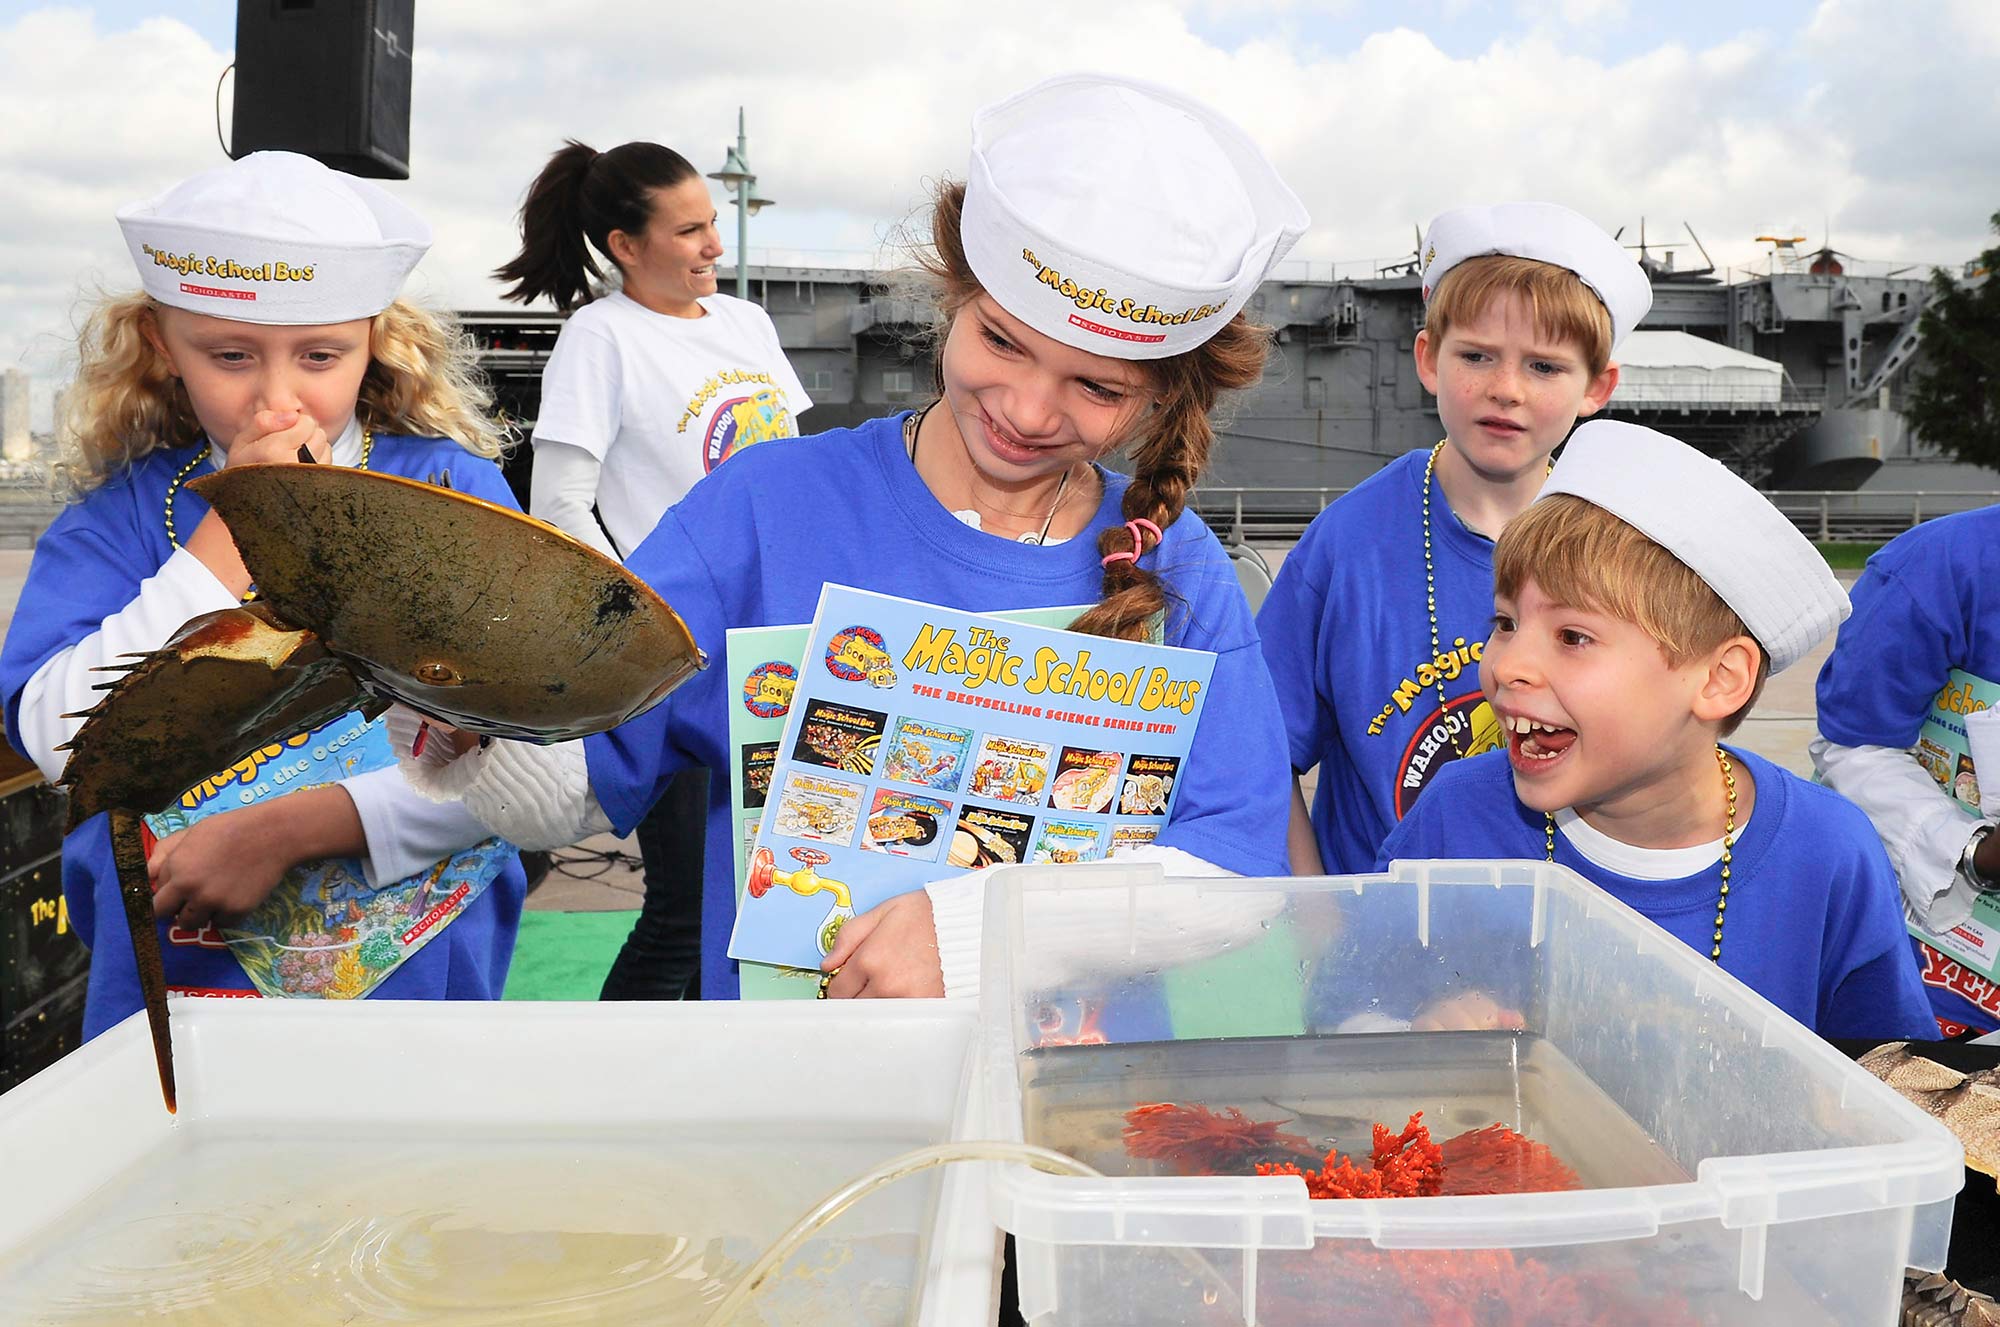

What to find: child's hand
left=148, top=809, right=290, bottom=931
left=223, top=409, right=330, bottom=467
left=821, top=891, right=944, bottom=998
left=385, top=703, right=476, bottom=763
left=383, top=703, right=483, bottom=803
left=1411, top=990, right=1527, bottom=1032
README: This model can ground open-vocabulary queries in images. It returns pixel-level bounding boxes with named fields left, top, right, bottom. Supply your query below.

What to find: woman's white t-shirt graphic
left=533, top=289, right=812, bottom=556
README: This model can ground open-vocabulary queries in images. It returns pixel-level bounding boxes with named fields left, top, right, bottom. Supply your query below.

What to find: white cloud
left=1537, top=0, right=1631, bottom=24
left=1797, top=0, right=2000, bottom=261
left=2, top=0, right=1993, bottom=424
left=1, top=9, right=230, bottom=393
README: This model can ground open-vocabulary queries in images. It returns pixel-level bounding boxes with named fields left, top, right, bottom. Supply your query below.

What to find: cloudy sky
left=3, top=0, right=1996, bottom=425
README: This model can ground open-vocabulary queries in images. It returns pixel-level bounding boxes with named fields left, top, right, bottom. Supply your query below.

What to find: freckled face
left=1416, top=291, right=1616, bottom=485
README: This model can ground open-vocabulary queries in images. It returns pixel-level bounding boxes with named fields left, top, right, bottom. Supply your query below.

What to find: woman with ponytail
left=496, top=140, right=811, bottom=1000
left=407, top=75, right=1308, bottom=1000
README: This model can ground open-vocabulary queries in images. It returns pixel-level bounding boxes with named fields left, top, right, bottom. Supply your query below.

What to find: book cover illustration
left=730, top=586, right=1214, bottom=970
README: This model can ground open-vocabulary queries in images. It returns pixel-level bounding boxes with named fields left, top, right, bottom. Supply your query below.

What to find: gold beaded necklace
left=165, top=431, right=373, bottom=601
left=1420, top=439, right=1551, bottom=759
left=1544, top=746, right=1737, bottom=964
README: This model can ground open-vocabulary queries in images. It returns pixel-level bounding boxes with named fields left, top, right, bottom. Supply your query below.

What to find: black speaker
left=230, top=0, right=415, bottom=180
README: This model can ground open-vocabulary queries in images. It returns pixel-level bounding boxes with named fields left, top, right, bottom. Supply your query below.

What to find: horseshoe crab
left=58, top=464, right=705, bottom=1112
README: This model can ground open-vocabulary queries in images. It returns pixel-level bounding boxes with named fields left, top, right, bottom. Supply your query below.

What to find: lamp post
left=706, top=107, right=775, bottom=302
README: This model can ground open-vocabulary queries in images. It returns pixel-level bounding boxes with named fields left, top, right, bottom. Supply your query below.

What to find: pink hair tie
left=1101, top=518, right=1164, bottom=568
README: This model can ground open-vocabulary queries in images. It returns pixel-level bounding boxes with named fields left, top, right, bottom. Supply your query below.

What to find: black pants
left=598, top=767, right=709, bottom=1001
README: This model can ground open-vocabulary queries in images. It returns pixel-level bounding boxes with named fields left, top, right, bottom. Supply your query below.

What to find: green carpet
left=502, top=910, right=638, bottom=1001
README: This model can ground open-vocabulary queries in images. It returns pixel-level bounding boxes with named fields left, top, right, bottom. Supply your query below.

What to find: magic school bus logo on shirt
left=1369, top=637, right=1505, bottom=816
left=677, top=370, right=797, bottom=473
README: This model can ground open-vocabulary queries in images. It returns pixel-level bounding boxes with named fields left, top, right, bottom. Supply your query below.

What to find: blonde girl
left=0, top=152, right=526, bottom=1034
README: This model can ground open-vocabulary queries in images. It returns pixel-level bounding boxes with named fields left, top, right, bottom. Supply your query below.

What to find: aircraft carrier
left=463, top=227, right=1995, bottom=542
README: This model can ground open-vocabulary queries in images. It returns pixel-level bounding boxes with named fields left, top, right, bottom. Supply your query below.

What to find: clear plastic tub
left=976, top=860, right=1964, bottom=1326
left=0, top=999, right=994, bottom=1324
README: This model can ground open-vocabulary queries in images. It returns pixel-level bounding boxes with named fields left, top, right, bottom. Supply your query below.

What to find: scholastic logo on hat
left=1020, top=249, right=1225, bottom=344
left=141, top=243, right=317, bottom=285
left=181, top=284, right=256, bottom=302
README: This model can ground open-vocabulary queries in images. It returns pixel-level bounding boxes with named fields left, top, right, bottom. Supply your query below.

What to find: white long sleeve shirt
left=1813, top=724, right=2000, bottom=933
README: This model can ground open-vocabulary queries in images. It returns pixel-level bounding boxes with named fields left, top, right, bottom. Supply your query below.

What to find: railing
left=719, top=248, right=895, bottom=274
left=716, top=250, right=1425, bottom=283
left=1191, top=485, right=2000, bottom=545
left=1608, top=382, right=1827, bottom=408
left=1764, top=490, right=2000, bottom=543
left=1723, top=256, right=1944, bottom=284
left=1190, top=487, right=1352, bottom=544
left=707, top=249, right=1955, bottom=289
left=0, top=476, right=62, bottom=550
left=0, top=482, right=1990, bottom=552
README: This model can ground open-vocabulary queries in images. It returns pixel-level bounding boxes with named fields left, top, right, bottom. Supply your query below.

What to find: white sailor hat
left=117, top=151, right=430, bottom=325
left=1420, top=202, right=1652, bottom=351
left=1539, top=420, right=1848, bottom=674
left=962, top=73, right=1309, bottom=361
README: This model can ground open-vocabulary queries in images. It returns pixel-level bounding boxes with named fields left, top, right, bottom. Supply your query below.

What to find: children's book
left=722, top=602, right=1082, bottom=998
left=145, top=712, right=510, bottom=1000
left=727, top=586, right=1215, bottom=972
left=1907, top=669, right=2000, bottom=981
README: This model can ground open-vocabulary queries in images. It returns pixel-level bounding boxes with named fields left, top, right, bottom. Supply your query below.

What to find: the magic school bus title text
left=900, top=624, right=1202, bottom=715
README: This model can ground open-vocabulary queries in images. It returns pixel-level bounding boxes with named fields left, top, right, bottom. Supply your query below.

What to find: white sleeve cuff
left=926, top=867, right=992, bottom=1001
left=1811, top=736, right=1989, bottom=931
left=435, top=737, right=612, bottom=851
left=924, top=846, right=1247, bottom=1002
left=17, top=546, right=241, bottom=781
left=343, top=763, right=499, bottom=887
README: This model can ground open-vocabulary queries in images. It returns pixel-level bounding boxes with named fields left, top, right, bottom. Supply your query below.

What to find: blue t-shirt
left=1369, top=748, right=1935, bottom=1041
left=1817, top=505, right=2000, bottom=1033
left=586, top=413, right=1293, bottom=999
left=1258, top=449, right=1504, bottom=873
left=0, top=436, right=527, bottom=1036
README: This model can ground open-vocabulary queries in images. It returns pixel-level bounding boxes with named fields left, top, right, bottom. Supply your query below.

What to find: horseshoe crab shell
left=60, top=601, right=361, bottom=828
left=188, top=464, right=704, bottom=741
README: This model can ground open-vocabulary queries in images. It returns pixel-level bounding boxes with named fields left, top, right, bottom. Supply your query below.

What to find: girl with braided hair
left=402, top=74, right=1308, bottom=1000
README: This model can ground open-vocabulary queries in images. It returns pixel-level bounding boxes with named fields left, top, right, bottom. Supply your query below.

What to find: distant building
left=0, top=368, right=29, bottom=464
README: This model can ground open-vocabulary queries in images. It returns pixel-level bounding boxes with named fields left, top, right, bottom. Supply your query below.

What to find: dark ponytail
left=494, top=139, right=700, bottom=312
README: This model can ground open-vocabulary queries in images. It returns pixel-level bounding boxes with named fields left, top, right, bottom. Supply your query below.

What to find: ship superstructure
left=463, top=232, right=1979, bottom=526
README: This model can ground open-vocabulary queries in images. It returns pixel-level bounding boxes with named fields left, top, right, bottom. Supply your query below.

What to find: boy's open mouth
left=1505, top=713, right=1576, bottom=767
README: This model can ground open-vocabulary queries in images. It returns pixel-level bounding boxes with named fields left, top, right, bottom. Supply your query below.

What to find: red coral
left=1438, top=1123, right=1581, bottom=1196
left=1255, top=1112, right=1444, bottom=1199
left=1125, top=1103, right=1688, bottom=1325
left=1121, top=1102, right=1317, bottom=1175
left=1124, top=1104, right=1583, bottom=1200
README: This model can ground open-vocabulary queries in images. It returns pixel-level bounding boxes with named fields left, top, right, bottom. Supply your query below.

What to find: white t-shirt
left=531, top=290, right=812, bottom=556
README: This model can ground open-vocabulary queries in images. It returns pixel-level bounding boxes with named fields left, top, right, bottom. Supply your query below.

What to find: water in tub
left=0, top=1133, right=934, bottom=1324
left=1022, top=1030, right=1689, bottom=1188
